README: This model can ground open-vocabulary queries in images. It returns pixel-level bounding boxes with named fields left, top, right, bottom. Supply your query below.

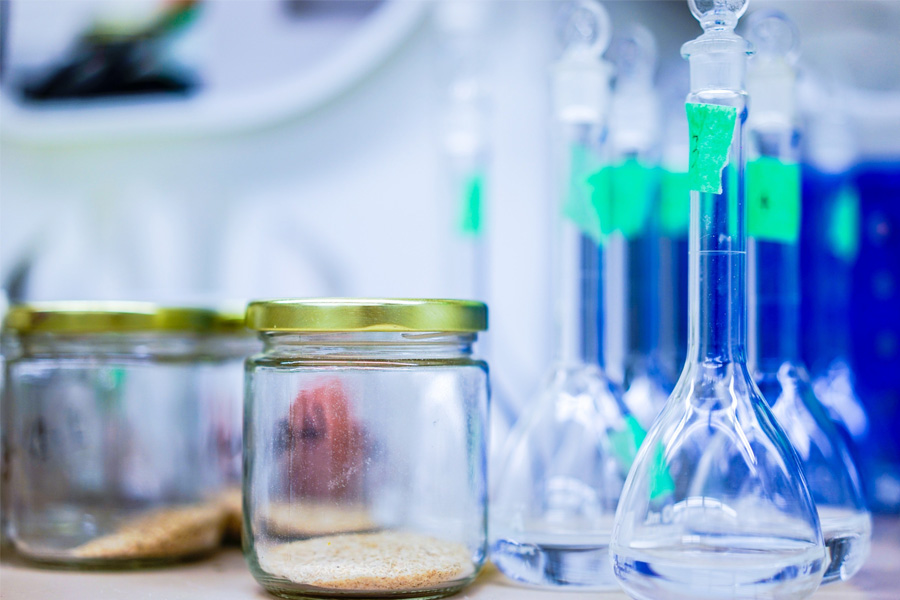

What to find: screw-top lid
left=245, top=299, right=488, bottom=333
left=3, top=302, right=229, bottom=335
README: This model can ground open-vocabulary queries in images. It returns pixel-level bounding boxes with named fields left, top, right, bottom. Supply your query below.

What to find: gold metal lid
left=211, top=310, right=251, bottom=335
left=4, top=302, right=225, bottom=335
left=245, top=298, right=488, bottom=333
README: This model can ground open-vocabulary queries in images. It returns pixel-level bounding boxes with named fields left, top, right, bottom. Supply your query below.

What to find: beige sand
left=257, top=531, right=474, bottom=591
left=72, top=503, right=226, bottom=560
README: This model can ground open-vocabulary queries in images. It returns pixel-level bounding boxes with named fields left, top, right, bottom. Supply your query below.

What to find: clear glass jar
left=243, top=299, right=488, bottom=600
left=2, top=302, right=251, bottom=568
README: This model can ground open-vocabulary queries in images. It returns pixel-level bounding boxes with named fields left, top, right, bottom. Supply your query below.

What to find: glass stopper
left=557, top=0, right=611, bottom=59
left=746, top=9, right=800, bottom=61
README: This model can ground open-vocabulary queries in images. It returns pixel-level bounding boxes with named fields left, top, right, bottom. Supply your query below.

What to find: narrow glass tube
left=433, top=1, right=521, bottom=472
left=606, top=24, right=672, bottom=428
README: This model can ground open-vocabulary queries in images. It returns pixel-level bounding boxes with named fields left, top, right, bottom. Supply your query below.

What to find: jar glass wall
left=3, top=303, right=248, bottom=568
left=243, top=299, right=488, bottom=600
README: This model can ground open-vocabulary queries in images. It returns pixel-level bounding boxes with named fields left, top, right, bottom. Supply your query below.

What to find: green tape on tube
left=611, top=159, right=656, bottom=239
left=608, top=415, right=675, bottom=500
left=564, top=144, right=607, bottom=245
left=747, top=157, right=801, bottom=243
left=686, top=102, right=737, bottom=195
left=459, top=172, right=484, bottom=236
left=828, top=184, right=860, bottom=263
left=660, top=170, right=690, bottom=236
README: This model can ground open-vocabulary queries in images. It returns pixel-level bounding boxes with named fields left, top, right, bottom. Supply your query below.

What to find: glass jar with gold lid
left=2, top=301, right=256, bottom=567
left=243, top=298, right=489, bottom=599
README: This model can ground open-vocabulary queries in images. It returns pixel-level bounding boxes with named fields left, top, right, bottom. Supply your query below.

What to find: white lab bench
left=2, top=517, right=897, bottom=600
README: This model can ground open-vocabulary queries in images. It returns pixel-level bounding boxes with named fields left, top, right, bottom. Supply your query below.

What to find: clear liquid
left=611, top=534, right=825, bottom=600
left=490, top=531, right=616, bottom=590
left=819, top=507, right=871, bottom=584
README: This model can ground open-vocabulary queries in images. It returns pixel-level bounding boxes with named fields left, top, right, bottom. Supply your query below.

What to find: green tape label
left=588, top=166, right=614, bottom=242
left=564, top=144, right=607, bottom=244
left=608, top=415, right=674, bottom=499
left=609, top=415, right=646, bottom=472
left=686, top=102, right=737, bottom=194
left=828, top=184, right=860, bottom=263
left=747, top=157, right=800, bottom=243
left=660, top=170, right=690, bottom=236
left=611, top=159, right=656, bottom=239
left=459, top=173, right=484, bottom=236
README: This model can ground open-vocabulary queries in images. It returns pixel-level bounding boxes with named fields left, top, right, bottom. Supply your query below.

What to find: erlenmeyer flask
left=489, top=1, right=641, bottom=590
left=610, top=1, right=827, bottom=599
left=743, top=9, right=871, bottom=584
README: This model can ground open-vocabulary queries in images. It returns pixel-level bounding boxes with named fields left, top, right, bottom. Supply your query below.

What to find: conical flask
left=489, top=1, right=641, bottom=590
left=606, top=23, right=672, bottom=428
left=743, top=9, right=871, bottom=584
left=610, top=1, right=827, bottom=599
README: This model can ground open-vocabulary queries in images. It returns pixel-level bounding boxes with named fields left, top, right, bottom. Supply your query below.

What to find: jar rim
left=245, top=298, right=488, bottom=333
left=3, top=301, right=249, bottom=335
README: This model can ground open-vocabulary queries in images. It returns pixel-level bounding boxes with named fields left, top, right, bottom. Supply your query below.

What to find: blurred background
left=1, top=0, right=898, bottom=511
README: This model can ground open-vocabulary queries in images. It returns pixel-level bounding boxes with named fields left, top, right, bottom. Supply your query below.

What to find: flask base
left=611, top=536, right=825, bottom=600
left=490, top=536, right=617, bottom=590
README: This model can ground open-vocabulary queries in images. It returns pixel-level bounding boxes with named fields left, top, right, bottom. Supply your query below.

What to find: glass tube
left=744, top=9, right=871, bottom=584
left=610, top=2, right=827, bottom=598
left=606, top=23, right=672, bottom=429
left=433, top=0, right=521, bottom=473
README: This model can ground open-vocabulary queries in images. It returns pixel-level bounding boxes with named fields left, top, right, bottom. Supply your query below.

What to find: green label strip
left=828, top=184, right=860, bottom=263
left=747, top=157, right=800, bottom=243
left=459, top=172, right=484, bottom=236
left=608, top=415, right=675, bottom=500
left=564, top=144, right=606, bottom=244
left=564, top=149, right=659, bottom=242
left=686, top=102, right=737, bottom=195
left=660, top=170, right=690, bottom=236
left=610, top=159, right=656, bottom=239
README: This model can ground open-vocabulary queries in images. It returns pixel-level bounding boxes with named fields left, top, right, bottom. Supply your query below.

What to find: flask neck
left=748, top=238, right=801, bottom=373
left=747, top=132, right=803, bottom=373
left=552, top=124, right=607, bottom=368
left=686, top=92, right=748, bottom=365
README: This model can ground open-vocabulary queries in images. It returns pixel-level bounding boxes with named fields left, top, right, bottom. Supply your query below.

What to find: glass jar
left=243, top=299, right=489, bottom=600
left=2, top=302, right=251, bottom=568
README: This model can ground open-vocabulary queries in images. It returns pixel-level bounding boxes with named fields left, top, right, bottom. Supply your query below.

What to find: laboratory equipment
left=744, top=10, right=871, bottom=583
left=657, top=62, right=692, bottom=389
left=242, top=299, right=488, bottom=599
left=489, top=1, right=640, bottom=590
left=606, top=23, right=671, bottom=428
left=433, top=0, right=520, bottom=478
left=610, top=1, right=828, bottom=599
left=3, top=302, right=246, bottom=568
left=800, top=89, right=870, bottom=453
